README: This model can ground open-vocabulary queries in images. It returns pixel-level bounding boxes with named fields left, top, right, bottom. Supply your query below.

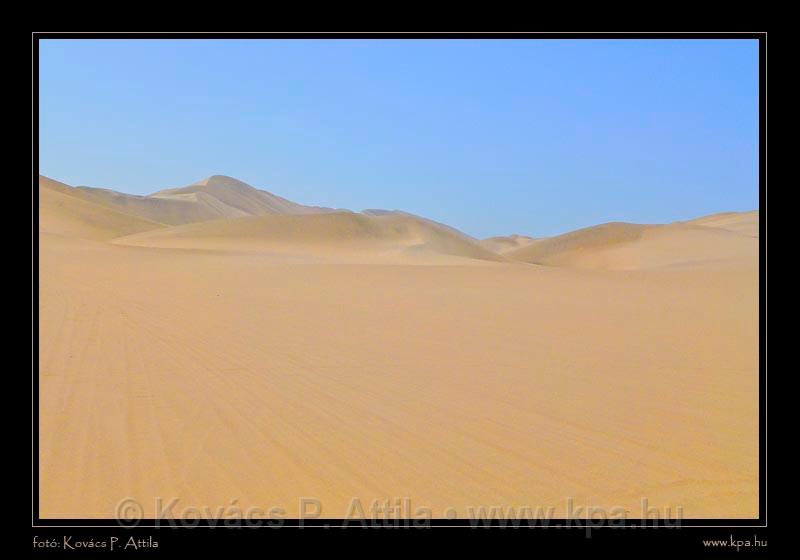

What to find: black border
left=32, top=31, right=767, bottom=549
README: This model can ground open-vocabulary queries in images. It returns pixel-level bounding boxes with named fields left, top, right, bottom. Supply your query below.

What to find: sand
left=112, top=212, right=505, bottom=263
left=39, top=176, right=165, bottom=240
left=38, top=175, right=760, bottom=520
left=72, top=175, right=340, bottom=226
left=506, top=213, right=759, bottom=270
left=684, top=211, right=760, bottom=237
left=479, top=234, right=540, bottom=254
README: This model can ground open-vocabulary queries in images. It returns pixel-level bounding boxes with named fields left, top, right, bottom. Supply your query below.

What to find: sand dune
left=38, top=174, right=759, bottom=520
left=76, top=185, right=250, bottom=225
left=113, top=212, right=505, bottom=263
left=480, top=234, right=540, bottom=254
left=506, top=216, right=759, bottom=270
left=505, top=222, right=650, bottom=267
left=683, top=210, right=760, bottom=237
left=74, top=175, right=339, bottom=226
left=40, top=174, right=500, bottom=262
left=39, top=176, right=164, bottom=240
left=152, top=175, right=338, bottom=217
left=363, top=209, right=480, bottom=242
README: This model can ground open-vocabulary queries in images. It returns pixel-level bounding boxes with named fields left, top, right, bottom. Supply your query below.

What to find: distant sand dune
left=76, top=185, right=250, bottom=225
left=39, top=176, right=164, bottom=240
left=480, top=234, right=540, bottom=254
left=73, top=175, right=339, bottom=226
left=506, top=215, right=758, bottom=270
left=505, top=222, right=650, bottom=267
left=113, top=212, right=506, bottom=263
left=683, top=210, right=760, bottom=237
left=152, top=175, right=338, bottom=217
left=41, top=174, right=501, bottom=262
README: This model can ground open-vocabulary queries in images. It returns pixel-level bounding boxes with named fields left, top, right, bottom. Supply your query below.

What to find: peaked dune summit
left=71, top=174, right=340, bottom=226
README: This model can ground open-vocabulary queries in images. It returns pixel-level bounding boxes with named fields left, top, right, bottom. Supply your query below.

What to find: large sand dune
left=73, top=175, right=339, bottom=226
left=39, top=176, right=164, bottom=240
left=37, top=175, right=760, bottom=520
left=506, top=214, right=759, bottom=270
left=683, top=210, right=760, bottom=237
left=154, top=175, right=338, bottom=216
left=113, top=212, right=505, bottom=263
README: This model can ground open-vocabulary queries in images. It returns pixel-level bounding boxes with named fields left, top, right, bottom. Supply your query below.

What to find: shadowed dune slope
left=113, top=211, right=505, bottom=262
left=39, top=176, right=165, bottom=240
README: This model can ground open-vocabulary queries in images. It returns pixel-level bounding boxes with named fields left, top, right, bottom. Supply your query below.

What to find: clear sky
left=39, top=38, right=759, bottom=238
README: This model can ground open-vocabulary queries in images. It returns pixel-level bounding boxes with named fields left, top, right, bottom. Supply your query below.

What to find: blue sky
left=39, top=39, right=759, bottom=238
